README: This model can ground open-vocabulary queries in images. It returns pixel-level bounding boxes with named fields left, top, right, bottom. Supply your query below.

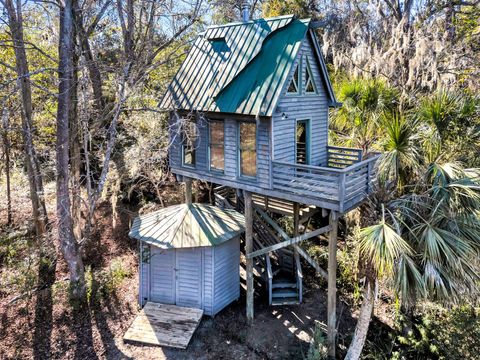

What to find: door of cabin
left=175, top=247, right=203, bottom=308
left=149, top=247, right=176, bottom=304
left=296, top=119, right=310, bottom=165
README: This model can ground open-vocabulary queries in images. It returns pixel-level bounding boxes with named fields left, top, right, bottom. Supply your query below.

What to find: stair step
left=272, top=289, right=298, bottom=298
left=272, top=297, right=300, bottom=306
left=272, top=282, right=297, bottom=289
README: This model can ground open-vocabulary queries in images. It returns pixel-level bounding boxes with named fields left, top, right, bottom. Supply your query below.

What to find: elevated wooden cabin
left=161, top=15, right=379, bottom=214
left=160, top=13, right=380, bottom=357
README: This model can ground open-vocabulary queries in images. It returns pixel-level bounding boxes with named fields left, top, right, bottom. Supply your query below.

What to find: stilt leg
left=185, top=178, right=192, bottom=205
left=244, top=190, right=254, bottom=321
left=327, top=210, right=339, bottom=358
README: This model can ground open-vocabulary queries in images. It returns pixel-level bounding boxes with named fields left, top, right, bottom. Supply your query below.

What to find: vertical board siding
left=213, top=237, right=240, bottom=315
left=273, top=38, right=329, bottom=166
left=196, top=116, right=208, bottom=171
left=203, top=247, right=214, bottom=315
left=139, top=242, right=149, bottom=305
left=257, top=118, right=271, bottom=189
left=175, top=247, right=203, bottom=309
left=224, top=118, right=238, bottom=178
left=149, top=247, right=175, bottom=304
left=168, top=113, right=182, bottom=169
left=142, top=242, right=239, bottom=316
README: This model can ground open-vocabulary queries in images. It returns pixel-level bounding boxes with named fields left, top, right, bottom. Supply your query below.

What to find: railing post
left=338, top=172, right=346, bottom=213
left=366, top=160, right=372, bottom=194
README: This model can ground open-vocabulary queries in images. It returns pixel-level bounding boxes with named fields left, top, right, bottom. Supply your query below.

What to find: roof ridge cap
left=205, top=14, right=294, bottom=30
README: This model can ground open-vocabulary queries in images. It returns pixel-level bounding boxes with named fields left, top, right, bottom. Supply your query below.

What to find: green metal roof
left=129, top=204, right=245, bottom=249
left=159, top=15, right=314, bottom=116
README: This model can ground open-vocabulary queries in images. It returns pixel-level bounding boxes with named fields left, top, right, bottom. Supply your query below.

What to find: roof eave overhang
left=307, top=29, right=338, bottom=106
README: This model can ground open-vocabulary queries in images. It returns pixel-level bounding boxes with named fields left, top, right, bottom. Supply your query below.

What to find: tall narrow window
left=305, top=58, right=316, bottom=94
left=296, top=120, right=309, bottom=164
left=182, top=120, right=197, bottom=167
left=209, top=120, right=224, bottom=172
left=287, top=64, right=299, bottom=94
left=239, top=122, right=256, bottom=177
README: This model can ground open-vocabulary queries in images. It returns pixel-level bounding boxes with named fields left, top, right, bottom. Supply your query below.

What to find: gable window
left=209, top=120, right=224, bottom=172
left=238, top=122, right=256, bottom=178
left=305, top=58, right=316, bottom=94
left=287, top=64, right=300, bottom=94
left=296, top=120, right=310, bottom=165
left=182, top=120, right=197, bottom=167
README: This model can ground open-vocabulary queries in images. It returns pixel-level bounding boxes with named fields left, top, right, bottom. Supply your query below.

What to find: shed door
left=175, top=248, right=202, bottom=308
left=149, top=247, right=175, bottom=304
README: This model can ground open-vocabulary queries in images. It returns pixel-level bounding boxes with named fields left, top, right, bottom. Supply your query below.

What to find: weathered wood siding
left=213, top=236, right=240, bottom=315
left=169, top=113, right=272, bottom=190
left=175, top=247, right=203, bottom=309
left=272, top=37, right=329, bottom=166
left=140, top=239, right=239, bottom=316
left=139, top=242, right=150, bottom=305
left=203, top=247, right=214, bottom=315
left=149, top=246, right=175, bottom=304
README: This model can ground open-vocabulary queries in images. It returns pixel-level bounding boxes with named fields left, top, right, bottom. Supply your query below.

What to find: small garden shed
left=129, top=203, right=245, bottom=316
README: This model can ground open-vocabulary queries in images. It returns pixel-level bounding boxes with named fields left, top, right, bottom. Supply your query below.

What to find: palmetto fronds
left=384, top=162, right=480, bottom=304
left=378, top=112, right=420, bottom=190
left=330, top=78, right=399, bottom=154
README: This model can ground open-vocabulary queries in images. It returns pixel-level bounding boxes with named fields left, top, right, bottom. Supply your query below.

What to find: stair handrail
left=265, top=253, right=273, bottom=305
left=294, top=251, right=303, bottom=303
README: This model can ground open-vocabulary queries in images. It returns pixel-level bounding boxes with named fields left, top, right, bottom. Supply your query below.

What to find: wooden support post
left=185, top=178, right=192, bottom=205
left=244, top=190, right=254, bottom=321
left=293, top=202, right=300, bottom=273
left=327, top=210, right=339, bottom=359
left=293, top=202, right=300, bottom=237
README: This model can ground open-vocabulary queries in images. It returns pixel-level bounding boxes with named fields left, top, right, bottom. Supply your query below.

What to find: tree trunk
left=4, top=0, right=49, bottom=237
left=69, top=15, right=83, bottom=245
left=344, top=279, right=377, bottom=360
left=1, top=107, right=12, bottom=225
left=56, top=0, right=86, bottom=301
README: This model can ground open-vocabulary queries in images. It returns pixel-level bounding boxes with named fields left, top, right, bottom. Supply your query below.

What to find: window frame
left=208, top=119, right=225, bottom=173
left=295, top=118, right=311, bottom=165
left=304, top=57, right=317, bottom=95
left=181, top=120, right=197, bottom=168
left=286, top=58, right=301, bottom=96
left=237, top=121, right=257, bottom=180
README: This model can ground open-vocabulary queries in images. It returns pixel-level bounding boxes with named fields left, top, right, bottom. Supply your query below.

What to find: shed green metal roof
left=159, top=15, right=313, bottom=116
left=128, top=204, right=245, bottom=249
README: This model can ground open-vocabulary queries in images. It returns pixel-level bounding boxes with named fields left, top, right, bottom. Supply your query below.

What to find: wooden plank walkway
left=123, top=302, right=203, bottom=349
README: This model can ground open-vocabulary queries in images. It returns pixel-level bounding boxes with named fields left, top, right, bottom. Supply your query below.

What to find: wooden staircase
left=215, top=186, right=308, bottom=306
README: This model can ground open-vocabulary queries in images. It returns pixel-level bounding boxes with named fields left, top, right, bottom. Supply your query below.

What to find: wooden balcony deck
left=172, top=146, right=379, bottom=214
left=271, top=153, right=379, bottom=213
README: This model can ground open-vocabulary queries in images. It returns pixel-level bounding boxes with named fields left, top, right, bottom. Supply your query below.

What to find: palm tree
left=378, top=112, right=420, bottom=192
left=415, top=90, right=480, bottom=166
left=345, top=162, right=480, bottom=360
left=330, top=78, right=399, bottom=156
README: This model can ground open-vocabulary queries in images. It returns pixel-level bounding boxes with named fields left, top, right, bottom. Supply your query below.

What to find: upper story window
left=182, top=120, right=197, bottom=167
left=209, top=120, right=224, bottom=172
left=238, top=122, right=256, bottom=178
left=287, top=64, right=300, bottom=94
left=305, top=58, right=317, bottom=94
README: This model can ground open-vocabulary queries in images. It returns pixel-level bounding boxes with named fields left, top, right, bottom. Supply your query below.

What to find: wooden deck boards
left=123, top=302, right=203, bottom=349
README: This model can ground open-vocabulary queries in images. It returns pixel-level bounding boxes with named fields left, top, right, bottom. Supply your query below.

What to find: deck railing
left=327, top=145, right=363, bottom=168
left=271, top=154, right=379, bottom=213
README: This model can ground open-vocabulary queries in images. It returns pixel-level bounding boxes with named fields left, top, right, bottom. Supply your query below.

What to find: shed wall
left=139, top=237, right=239, bottom=316
left=213, top=236, right=240, bottom=315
